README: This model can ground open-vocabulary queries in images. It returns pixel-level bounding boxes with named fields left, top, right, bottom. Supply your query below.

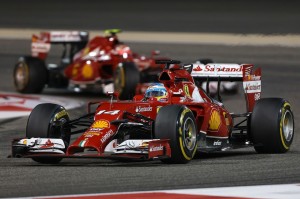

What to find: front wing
left=11, top=138, right=171, bottom=161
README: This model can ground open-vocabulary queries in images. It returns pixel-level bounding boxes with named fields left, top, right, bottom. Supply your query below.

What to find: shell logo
left=82, top=64, right=93, bottom=79
left=208, top=110, right=221, bottom=131
left=92, top=120, right=110, bottom=129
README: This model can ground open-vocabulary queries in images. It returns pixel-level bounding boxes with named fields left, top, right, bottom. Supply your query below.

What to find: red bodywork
left=11, top=61, right=261, bottom=161
left=31, top=30, right=166, bottom=93
left=65, top=63, right=261, bottom=157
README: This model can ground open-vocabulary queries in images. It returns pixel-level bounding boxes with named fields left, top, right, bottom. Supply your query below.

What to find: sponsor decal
left=149, top=145, right=164, bottom=152
left=54, top=110, right=68, bottom=121
left=213, top=140, right=222, bottom=146
left=101, top=129, right=114, bottom=143
left=193, top=64, right=242, bottom=72
left=92, top=120, right=110, bottom=129
left=40, top=139, right=54, bottom=149
left=243, top=80, right=261, bottom=93
left=82, top=64, right=93, bottom=79
left=84, top=132, right=101, bottom=137
left=172, top=89, right=183, bottom=95
left=21, top=138, right=66, bottom=149
left=50, top=31, right=81, bottom=42
left=135, top=106, right=152, bottom=113
left=31, top=42, right=51, bottom=53
left=193, top=65, right=202, bottom=71
left=208, top=110, right=221, bottom=131
left=184, top=85, right=190, bottom=97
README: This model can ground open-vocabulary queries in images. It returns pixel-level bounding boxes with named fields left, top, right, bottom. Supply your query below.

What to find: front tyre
left=26, top=103, right=70, bottom=163
left=155, top=105, right=197, bottom=163
left=114, top=62, right=140, bottom=100
left=14, top=56, right=48, bottom=93
left=250, top=98, right=294, bottom=153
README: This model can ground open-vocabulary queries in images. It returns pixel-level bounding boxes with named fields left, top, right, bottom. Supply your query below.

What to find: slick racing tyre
left=26, top=103, right=71, bottom=164
left=114, top=62, right=140, bottom=100
left=14, top=56, right=48, bottom=93
left=155, top=105, right=197, bottom=164
left=250, top=98, right=294, bottom=153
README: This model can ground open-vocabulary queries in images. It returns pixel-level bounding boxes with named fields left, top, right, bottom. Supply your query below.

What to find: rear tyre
left=250, top=98, right=294, bottom=153
left=155, top=105, right=197, bottom=164
left=114, top=62, right=140, bottom=100
left=26, top=103, right=70, bottom=164
left=14, top=56, right=48, bottom=93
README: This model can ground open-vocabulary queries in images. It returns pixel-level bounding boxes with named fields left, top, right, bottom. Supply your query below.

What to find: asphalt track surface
left=0, top=1, right=300, bottom=197
left=0, top=39, right=300, bottom=198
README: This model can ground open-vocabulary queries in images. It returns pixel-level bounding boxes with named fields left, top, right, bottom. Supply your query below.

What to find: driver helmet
left=145, top=83, right=168, bottom=101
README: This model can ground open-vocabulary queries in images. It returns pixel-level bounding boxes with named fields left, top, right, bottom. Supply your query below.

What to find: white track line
left=9, top=183, right=300, bottom=199
left=1, top=28, right=300, bottom=47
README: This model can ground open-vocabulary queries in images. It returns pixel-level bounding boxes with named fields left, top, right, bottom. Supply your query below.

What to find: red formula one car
left=13, top=29, right=166, bottom=99
left=11, top=60, right=294, bottom=164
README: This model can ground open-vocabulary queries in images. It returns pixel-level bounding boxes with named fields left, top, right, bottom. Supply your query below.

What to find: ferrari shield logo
left=184, top=85, right=190, bottom=97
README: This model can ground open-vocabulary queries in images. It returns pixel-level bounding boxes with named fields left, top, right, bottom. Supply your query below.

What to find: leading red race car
left=11, top=60, right=294, bottom=164
left=13, top=29, right=166, bottom=99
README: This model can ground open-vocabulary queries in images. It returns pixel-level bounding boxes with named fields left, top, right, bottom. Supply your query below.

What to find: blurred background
left=1, top=0, right=300, bottom=34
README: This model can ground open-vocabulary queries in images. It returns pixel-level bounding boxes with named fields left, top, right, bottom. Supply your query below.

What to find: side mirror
left=107, top=91, right=119, bottom=100
left=133, top=94, right=144, bottom=101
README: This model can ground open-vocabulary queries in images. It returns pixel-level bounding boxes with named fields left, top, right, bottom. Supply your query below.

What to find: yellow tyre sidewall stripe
left=178, top=108, right=197, bottom=161
left=279, top=102, right=291, bottom=150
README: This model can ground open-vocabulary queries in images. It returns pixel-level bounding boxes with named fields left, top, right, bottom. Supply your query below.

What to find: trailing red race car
left=13, top=29, right=166, bottom=99
left=11, top=60, right=294, bottom=164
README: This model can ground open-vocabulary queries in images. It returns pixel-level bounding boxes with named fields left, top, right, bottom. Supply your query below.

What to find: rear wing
left=31, top=31, right=89, bottom=59
left=191, top=63, right=243, bottom=81
left=191, top=63, right=261, bottom=112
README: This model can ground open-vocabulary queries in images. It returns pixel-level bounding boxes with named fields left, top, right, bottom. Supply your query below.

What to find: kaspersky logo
left=149, top=145, right=164, bottom=152
left=135, top=106, right=152, bottom=113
